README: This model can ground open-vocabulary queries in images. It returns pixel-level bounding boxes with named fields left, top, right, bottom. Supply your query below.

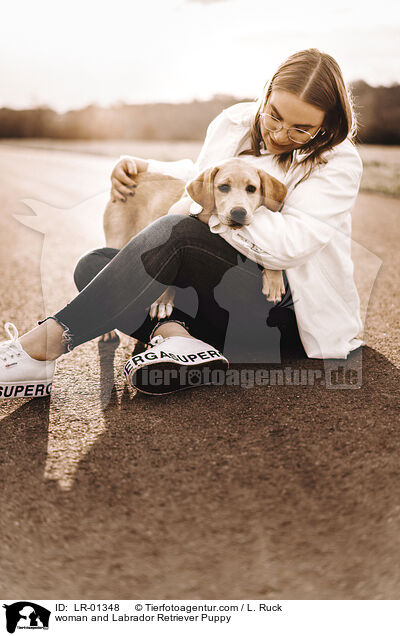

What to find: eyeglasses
left=259, top=112, right=321, bottom=144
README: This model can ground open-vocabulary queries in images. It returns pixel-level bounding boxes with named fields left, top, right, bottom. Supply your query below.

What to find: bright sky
left=1, top=0, right=399, bottom=112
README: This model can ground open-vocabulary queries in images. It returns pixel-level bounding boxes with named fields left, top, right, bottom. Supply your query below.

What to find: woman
left=0, top=49, right=364, bottom=398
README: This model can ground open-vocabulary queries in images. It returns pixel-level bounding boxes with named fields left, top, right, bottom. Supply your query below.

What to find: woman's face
left=260, top=89, right=326, bottom=155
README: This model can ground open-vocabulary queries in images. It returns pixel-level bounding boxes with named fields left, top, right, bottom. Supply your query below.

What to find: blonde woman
left=0, top=49, right=363, bottom=398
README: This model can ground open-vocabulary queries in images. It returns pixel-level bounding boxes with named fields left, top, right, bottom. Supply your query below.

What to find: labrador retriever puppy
left=103, top=158, right=287, bottom=339
left=149, top=158, right=287, bottom=318
left=191, top=159, right=286, bottom=299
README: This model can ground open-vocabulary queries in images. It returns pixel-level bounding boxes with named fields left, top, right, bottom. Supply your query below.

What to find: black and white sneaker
left=0, top=322, right=55, bottom=399
left=124, top=334, right=229, bottom=395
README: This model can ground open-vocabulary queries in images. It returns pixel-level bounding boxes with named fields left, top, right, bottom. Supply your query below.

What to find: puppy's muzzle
left=229, top=207, right=247, bottom=226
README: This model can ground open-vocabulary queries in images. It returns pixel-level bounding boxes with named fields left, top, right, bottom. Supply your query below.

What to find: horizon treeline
left=0, top=81, right=398, bottom=144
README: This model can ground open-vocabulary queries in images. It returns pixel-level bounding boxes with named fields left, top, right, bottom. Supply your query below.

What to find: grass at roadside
left=357, top=145, right=400, bottom=197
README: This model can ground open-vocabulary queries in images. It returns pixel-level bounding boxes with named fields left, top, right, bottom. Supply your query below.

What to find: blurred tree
left=352, top=81, right=400, bottom=144
left=0, top=84, right=398, bottom=144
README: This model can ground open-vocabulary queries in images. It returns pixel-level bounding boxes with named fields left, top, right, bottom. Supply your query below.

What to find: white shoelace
left=0, top=322, right=23, bottom=367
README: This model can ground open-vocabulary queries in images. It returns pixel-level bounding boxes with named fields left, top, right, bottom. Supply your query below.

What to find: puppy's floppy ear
left=186, top=166, right=219, bottom=213
left=258, top=170, right=287, bottom=212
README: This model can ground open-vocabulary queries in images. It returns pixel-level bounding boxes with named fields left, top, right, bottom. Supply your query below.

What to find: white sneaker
left=124, top=334, right=229, bottom=395
left=0, top=322, right=56, bottom=399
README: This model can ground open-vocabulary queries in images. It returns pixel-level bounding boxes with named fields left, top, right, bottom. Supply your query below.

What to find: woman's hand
left=110, top=156, right=149, bottom=202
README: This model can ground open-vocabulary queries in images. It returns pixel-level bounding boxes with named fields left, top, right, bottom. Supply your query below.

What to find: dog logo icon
left=3, top=602, right=51, bottom=633
left=187, top=369, right=203, bottom=385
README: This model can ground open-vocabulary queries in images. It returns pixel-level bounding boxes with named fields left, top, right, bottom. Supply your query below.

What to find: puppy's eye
left=246, top=185, right=257, bottom=193
left=217, top=184, right=231, bottom=193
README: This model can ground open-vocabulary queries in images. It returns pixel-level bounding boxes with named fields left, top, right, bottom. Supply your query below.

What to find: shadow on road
left=0, top=345, right=399, bottom=599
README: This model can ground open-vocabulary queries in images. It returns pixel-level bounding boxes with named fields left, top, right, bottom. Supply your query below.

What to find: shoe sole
left=130, top=359, right=229, bottom=395
left=0, top=379, right=53, bottom=399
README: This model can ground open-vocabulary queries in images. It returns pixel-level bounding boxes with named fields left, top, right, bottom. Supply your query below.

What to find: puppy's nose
left=230, top=207, right=247, bottom=225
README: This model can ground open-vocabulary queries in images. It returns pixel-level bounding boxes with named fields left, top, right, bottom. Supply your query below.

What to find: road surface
left=0, top=142, right=399, bottom=599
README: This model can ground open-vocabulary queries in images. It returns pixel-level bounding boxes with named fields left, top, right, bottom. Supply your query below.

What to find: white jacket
left=145, top=102, right=364, bottom=359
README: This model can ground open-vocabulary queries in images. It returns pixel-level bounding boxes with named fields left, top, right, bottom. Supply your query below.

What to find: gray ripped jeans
left=43, top=215, right=305, bottom=363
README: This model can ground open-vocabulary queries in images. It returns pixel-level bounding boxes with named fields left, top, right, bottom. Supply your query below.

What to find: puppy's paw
left=149, top=287, right=176, bottom=320
left=150, top=301, right=174, bottom=320
left=265, top=288, right=283, bottom=303
left=262, top=270, right=285, bottom=304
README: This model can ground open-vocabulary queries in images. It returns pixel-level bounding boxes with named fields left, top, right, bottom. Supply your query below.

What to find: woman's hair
left=241, top=48, right=357, bottom=179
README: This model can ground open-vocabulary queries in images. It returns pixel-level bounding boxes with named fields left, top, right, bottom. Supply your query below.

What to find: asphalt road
left=0, top=143, right=399, bottom=600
